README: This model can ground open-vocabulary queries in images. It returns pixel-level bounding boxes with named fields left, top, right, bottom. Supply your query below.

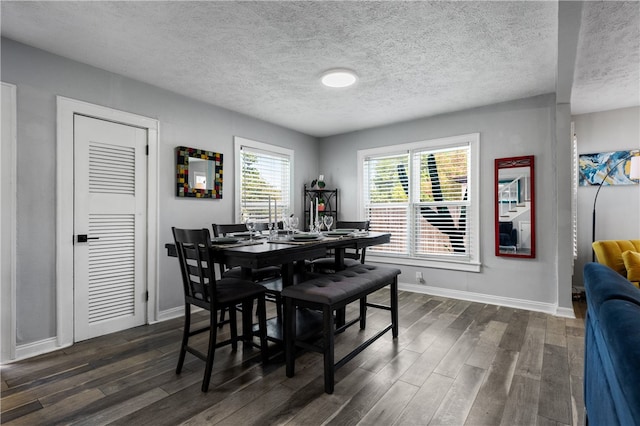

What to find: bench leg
left=323, top=305, right=335, bottom=394
left=359, top=296, right=367, bottom=329
left=285, top=297, right=296, bottom=378
left=391, top=277, right=399, bottom=338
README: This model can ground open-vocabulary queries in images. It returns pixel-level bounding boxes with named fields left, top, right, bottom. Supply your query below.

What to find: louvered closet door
left=74, top=115, right=147, bottom=341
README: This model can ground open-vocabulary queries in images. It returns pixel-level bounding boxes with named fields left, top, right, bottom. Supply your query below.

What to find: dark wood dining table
left=165, top=231, right=391, bottom=342
left=165, top=231, right=391, bottom=287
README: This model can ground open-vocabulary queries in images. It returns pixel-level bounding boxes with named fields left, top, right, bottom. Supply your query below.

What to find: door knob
left=77, top=234, right=99, bottom=243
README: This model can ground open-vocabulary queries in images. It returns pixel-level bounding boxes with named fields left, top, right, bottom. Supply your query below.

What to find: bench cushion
left=282, top=264, right=400, bottom=306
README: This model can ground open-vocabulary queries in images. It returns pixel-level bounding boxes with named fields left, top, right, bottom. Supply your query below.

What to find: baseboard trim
left=399, top=281, right=575, bottom=318
left=11, top=337, right=67, bottom=363
left=156, top=305, right=185, bottom=323
left=555, top=307, right=576, bottom=318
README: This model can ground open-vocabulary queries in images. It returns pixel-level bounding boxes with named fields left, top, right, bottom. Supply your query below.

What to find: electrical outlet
left=416, top=271, right=425, bottom=283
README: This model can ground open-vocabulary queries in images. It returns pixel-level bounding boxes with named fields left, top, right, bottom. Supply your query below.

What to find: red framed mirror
left=494, top=156, right=535, bottom=258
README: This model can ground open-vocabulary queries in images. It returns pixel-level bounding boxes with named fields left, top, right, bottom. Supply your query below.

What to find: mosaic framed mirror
left=176, top=146, right=223, bottom=198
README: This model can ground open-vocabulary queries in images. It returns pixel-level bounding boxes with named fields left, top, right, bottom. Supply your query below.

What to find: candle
left=310, top=198, right=314, bottom=230
left=268, top=196, right=272, bottom=224
left=274, top=198, right=277, bottom=228
left=315, top=197, right=319, bottom=229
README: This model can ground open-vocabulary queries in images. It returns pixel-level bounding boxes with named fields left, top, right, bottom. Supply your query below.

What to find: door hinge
left=145, top=145, right=149, bottom=155
left=145, top=291, right=149, bottom=302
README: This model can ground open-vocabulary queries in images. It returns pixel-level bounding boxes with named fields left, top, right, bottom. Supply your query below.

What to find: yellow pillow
left=621, top=250, right=640, bottom=283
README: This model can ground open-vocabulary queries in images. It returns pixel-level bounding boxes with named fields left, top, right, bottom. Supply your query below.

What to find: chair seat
left=216, top=278, right=267, bottom=305
left=221, top=266, right=281, bottom=281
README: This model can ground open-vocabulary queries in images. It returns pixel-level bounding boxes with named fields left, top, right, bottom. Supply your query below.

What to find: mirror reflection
left=495, top=156, right=535, bottom=258
left=188, top=158, right=216, bottom=190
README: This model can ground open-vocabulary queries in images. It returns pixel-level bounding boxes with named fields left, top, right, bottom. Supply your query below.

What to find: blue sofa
left=584, top=263, right=640, bottom=426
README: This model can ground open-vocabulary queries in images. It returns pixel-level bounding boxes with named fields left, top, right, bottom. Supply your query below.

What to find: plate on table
left=212, top=237, right=240, bottom=244
left=291, top=234, right=320, bottom=241
left=230, top=232, right=251, bottom=238
left=325, top=230, right=353, bottom=236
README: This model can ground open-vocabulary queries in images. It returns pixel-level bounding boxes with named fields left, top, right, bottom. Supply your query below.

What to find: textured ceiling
left=571, top=1, right=640, bottom=115
left=1, top=1, right=638, bottom=137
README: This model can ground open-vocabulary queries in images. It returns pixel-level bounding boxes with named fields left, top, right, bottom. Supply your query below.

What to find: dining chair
left=213, top=223, right=283, bottom=321
left=172, top=227, right=268, bottom=392
left=312, top=220, right=371, bottom=273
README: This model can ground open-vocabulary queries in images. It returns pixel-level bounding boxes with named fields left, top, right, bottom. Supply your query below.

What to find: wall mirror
left=176, top=146, right=223, bottom=198
left=494, top=155, right=535, bottom=258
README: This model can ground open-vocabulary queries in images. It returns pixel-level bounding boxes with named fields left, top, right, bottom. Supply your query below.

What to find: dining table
left=165, top=231, right=392, bottom=342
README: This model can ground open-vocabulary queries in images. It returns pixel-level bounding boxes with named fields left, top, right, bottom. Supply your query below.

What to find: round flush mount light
left=321, top=69, right=358, bottom=88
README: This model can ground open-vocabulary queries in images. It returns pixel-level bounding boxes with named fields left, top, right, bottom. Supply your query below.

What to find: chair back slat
left=213, top=223, right=248, bottom=237
left=336, top=221, right=370, bottom=263
left=336, top=220, right=370, bottom=231
left=172, top=227, right=217, bottom=304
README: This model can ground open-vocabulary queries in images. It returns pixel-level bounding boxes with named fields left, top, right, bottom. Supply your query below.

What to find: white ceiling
left=1, top=1, right=638, bottom=137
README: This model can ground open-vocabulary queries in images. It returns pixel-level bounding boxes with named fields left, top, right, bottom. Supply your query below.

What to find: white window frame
left=357, top=133, right=481, bottom=272
left=234, top=136, right=294, bottom=222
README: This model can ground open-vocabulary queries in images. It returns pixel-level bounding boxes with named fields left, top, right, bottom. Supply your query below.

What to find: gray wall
left=319, top=94, right=567, bottom=306
left=1, top=38, right=318, bottom=345
left=573, top=107, right=640, bottom=289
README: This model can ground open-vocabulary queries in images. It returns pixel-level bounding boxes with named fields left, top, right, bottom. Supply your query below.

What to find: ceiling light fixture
left=321, top=69, right=358, bottom=88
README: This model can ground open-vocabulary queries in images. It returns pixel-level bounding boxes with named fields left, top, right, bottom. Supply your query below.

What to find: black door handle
left=77, top=234, right=100, bottom=243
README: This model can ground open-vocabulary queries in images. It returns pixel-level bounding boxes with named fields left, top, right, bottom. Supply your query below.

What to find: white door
left=74, top=115, right=147, bottom=341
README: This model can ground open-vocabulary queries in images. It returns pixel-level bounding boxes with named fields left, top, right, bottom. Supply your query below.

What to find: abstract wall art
left=578, top=150, right=639, bottom=186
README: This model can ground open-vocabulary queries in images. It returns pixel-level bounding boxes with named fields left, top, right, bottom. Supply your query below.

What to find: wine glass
left=289, top=216, right=299, bottom=234
left=323, top=215, right=334, bottom=232
left=245, top=216, right=256, bottom=242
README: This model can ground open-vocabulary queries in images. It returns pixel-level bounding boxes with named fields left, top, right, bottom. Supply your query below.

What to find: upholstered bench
left=282, top=264, right=400, bottom=394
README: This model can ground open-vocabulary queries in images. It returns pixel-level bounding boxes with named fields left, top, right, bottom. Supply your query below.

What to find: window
left=358, top=133, right=480, bottom=271
left=234, top=137, right=294, bottom=222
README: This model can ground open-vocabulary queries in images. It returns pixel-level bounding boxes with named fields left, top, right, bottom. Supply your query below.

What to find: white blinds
left=364, top=145, right=471, bottom=259
left=239, top=145, right=291, bottom=222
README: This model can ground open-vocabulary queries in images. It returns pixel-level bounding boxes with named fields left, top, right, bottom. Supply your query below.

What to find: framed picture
left=579, top=150, right=639, bottom=186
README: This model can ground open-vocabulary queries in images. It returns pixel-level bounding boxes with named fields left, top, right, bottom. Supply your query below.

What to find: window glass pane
left=365, top=154, right=409, bottom=204
left=418, top=147, right=469, bottom=202
left=367, top=205, right=409, bottom=255
left=414, top=204, right=469, bottom=257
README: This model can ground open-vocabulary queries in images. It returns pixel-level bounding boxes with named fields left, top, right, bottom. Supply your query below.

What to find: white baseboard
left=156, top=305, right=185, bottom=322
left=155, top=305, right=203, bottom=323
left=555, top=307, right=576, bottom=318
left=8, top=306, right=194, bottom=363
left=10, top=337, right=66, bottom=363
left=399, top=281, right=575, bottom=318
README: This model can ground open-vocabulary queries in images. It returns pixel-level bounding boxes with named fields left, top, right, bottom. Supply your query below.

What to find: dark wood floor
left=1, top=291, right=587, bottom=425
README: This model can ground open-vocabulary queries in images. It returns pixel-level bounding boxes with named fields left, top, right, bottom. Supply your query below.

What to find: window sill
left=366, top=254, right=482, bottom=273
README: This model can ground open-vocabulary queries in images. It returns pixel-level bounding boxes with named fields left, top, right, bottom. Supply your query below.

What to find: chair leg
left=391, top=277, right=399, bottom=338
left=323, top=305, right=335, bottom=394
left=218, top=307, right=226, bottom=329
left=285, top=297, right=296, bottom=378
left=176, top=303, right=190, bottom=374
left=202, top=306, right=218, bottom=392
left=241, top=300, right=254, bottom=346
left=275, top=293, right=283, bottom=323
left=359, top=296, right=367, bottom=329
left=229, top=307, right=238, bottom=351
left=256, top=295, right=268, bottom=364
